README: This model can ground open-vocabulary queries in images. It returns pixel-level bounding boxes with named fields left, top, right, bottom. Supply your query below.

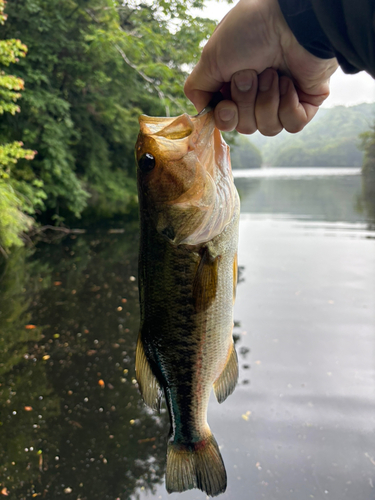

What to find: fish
left=134, top=103, right=240, bottom=497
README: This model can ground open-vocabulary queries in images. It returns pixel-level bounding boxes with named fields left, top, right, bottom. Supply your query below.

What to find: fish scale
left=135, top=108, right=240, bottom=497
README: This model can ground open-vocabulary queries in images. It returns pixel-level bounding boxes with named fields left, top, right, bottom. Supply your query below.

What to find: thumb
left=184, top=58, right=224, bottom=112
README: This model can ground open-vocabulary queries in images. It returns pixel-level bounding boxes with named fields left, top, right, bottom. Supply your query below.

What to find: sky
left=200, top=0, right=375, bottom=108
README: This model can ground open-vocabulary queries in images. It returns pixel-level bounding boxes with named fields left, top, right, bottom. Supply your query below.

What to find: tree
left=0, top=0, right=43, bottom=253
left=230, top=135, right=262, bottom=169
left=0, top=0, right=216, bottom=229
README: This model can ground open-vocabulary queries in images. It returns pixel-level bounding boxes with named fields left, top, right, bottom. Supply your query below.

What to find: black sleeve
left=278, top=0, right=375, bottom=78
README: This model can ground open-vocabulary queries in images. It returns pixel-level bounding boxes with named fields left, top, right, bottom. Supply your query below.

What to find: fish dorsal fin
left=193, top=247, right=220, bottom=313
left=135, top=333, right=162, bottom=411
left=213, top=342, right=238, bottom=403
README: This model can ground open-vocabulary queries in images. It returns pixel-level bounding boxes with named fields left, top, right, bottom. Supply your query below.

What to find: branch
left=29, top=225, right=86, bottom=236
left=84, top=7, right=186, bottom=116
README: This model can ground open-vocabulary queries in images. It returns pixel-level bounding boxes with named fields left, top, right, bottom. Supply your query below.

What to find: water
left=0, top=168, right=374, bottom=499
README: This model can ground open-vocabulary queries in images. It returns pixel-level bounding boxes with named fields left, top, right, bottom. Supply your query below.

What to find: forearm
left=278, top=0, right=375, bottom=77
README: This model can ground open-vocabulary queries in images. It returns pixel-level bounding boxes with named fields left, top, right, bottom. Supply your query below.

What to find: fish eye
left=138, top=153, right=155, bottom=173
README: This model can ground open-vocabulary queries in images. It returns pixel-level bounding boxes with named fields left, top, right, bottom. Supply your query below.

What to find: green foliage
left=273, top=138, right=362, bottom=167
left=1, top=0, right=217, bottom=230
left=251, top=104, right=375, bottom=167
left=0, top=0, right=42, bottom=252
left=230, top=135, right=262, bottom=169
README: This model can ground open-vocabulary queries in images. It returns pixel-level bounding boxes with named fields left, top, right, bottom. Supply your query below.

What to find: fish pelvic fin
left=135, top=333, right=162, bottom=411
left=214, top=342, right=238, bottom=404
left=166, top=433, right=227, bottom=497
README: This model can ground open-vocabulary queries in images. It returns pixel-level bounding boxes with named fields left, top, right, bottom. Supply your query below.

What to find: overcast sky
left=200, top=0, right=375, bottom=108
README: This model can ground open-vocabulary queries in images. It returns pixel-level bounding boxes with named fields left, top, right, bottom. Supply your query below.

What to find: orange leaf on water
left=24, top=406, right=33, bottom=411
left=53, top=281, right=62, bottom=286
left=98, top=379, right=105, bottom=388
left=1, top=487, right=9, bottom=496
left=25, top=324, right=36, bottom=329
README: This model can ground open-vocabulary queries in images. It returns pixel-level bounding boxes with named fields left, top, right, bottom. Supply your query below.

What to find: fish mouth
left=137, top=106, right=239, bottom=246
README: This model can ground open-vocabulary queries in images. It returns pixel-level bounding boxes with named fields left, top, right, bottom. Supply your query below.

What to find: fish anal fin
left=214, top=342, right=238, bottom=404
left=193, top=248, right=220, bottom=313
left=166, top=432, right=227, bottom=497
left=233, top=252, right=238, bottom=303
left=135, top=333, right=162, bottom=411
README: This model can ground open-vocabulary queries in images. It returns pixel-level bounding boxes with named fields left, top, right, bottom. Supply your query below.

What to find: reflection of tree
left=358, top=172, right=375, bottom=229
left=0, top=248, right=50, bottom=375
left=358, top=125, right=375, bottom=228
left=234, top=178, right=262, bottom=206
left=0, top=225, right=169, bottom=498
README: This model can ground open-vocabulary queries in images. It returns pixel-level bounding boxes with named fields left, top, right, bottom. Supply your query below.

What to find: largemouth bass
left=135, top=105, right=240, bottom=497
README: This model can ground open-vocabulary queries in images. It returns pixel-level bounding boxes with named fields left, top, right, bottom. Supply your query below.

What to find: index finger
left=184, top=58, right=224, bottom=112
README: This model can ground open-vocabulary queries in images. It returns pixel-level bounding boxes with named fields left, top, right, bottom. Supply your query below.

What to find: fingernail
left=219, top=108, right=235, bottom=122
left=280, top=78, right=289, bottom=96
left=234, top=73, right=253, bottom=92
left=259, top=71, right=274, bottom=92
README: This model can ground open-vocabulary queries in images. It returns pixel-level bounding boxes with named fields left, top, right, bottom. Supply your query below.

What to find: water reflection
left=358, top=170, right=375, bottom=229
left=0, top=226, right=169, bottom=499
left=235, top=168, right=366, bottom=223
left=0, top=168, right=374, bottom=499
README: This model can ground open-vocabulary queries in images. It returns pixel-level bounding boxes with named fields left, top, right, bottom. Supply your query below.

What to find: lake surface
left=0, top=168, right=374, bottom=500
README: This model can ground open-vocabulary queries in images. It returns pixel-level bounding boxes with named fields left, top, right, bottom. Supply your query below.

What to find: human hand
left=184, top=0, right=338, bottom=135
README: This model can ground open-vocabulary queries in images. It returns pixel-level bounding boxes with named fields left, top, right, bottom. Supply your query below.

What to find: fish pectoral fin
left=166, top=432, right=227, bottom=496
left=193, top=247, right=219, bottom=313
left=135, top=334, right=162, bottom=411
left=213, top=342, right=238, bottom=404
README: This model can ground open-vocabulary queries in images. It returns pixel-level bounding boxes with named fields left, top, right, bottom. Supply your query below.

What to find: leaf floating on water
left=24, top=406, right=33, bottom=411
left=138, top=437, right=156, bottom=444
left=64, top=487, right=72, bottom=494
left=1, top=487, right=9, bottom=496
left=69, top=421, right=83, bottom=429
left=241, top=411, right=251, bottom=421
left=53, top=281, right=62, bottom=286
left=98, top=379, right=105, bottom=388
left=25, top=324, right=36, bottom=330
left=42, top=355, right=50, bottom=360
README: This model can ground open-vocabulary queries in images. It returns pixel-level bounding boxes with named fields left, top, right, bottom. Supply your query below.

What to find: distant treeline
left=231, top=103, right=375, bottom=169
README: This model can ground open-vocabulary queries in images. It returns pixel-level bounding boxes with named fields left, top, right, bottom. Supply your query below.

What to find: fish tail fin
left=166, top=432, right=227, bottom=497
